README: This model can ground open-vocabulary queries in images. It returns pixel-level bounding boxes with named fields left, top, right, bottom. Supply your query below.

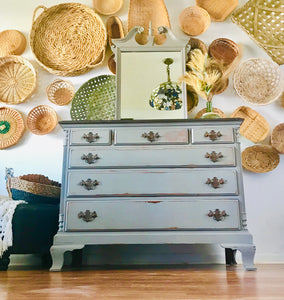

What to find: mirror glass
left=113, top=27, right=188, bottom=120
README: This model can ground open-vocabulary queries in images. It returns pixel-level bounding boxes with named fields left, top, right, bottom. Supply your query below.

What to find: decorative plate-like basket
left=0, top=56, right=36, bottom=104
left=0, top=107, right=25, bottom=149
left=70, top=75, right=116, bottom=121
left=231, top=0, right=284, bottom=65
left=242, top=145, right=280, bottom=173
left=27, top=105, right=57, bottom=135
left=93, top=0, right=123, bottom=15
left=30, top=3, right=107, bottom=76
left=0, top=30, right=26, bottom=56
left=233, top=58, right=282, bottom=105
left=46, top=79, right=75, bottom=106
left=231, top=106, right=270, bottom=143
left=271, top=123, right=284, bottom=154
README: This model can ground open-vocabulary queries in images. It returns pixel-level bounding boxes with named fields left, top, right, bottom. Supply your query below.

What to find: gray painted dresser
left=50, top=119, right=256, bottom=271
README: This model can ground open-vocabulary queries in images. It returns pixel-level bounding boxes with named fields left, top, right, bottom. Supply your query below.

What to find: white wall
left=1, top=0, right=283, bottom=266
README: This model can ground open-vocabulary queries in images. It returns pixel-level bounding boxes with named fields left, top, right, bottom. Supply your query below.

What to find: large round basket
left=0, top=107, right=25, bottom=149
left=0, top=56, right=36, bottom=104
left=242, top=145, right=280, bottom=173
left=30, top=3, right=107, bottom=76
left=233, top=58, right=282, bottom=105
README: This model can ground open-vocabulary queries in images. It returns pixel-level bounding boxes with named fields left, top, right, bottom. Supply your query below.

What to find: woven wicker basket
left=231, top=106, right=270, bottom=143
left=30, top=3, right=107, bottom=76
left=0, top=107, right=25, bottom=149
left=93, top=0, right=123, bottom=15
left=271, top=123, right=284, bottom=154
left=27, top=105, right=57, bottom=135
left=231, top=0, right=284, bottom=65
left=128, top=0, right=171, bottom=45
left=0, top=30, right=26, bottom=56
left=195, top=107, right=226, bottom=119
left=233, top=58, right=282, bottom=105
left=0, top=56, right=36, bottom=104
left=242, top=145, right=280, bottom=173
left=6, top=172, right=61, bottom=203
left=70, top=75, right=116, bottom=121
left=46, top=79, right=75, bottom=106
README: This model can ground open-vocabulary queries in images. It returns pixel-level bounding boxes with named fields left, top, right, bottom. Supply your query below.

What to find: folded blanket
left=0, top=195, right=26, bottom=257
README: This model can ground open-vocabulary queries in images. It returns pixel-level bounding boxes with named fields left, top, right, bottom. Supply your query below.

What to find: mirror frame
left=112, top=26, right=189, bottom=120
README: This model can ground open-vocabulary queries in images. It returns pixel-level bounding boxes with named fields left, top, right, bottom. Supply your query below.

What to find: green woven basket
left=70, top=75, right=116, bottom=120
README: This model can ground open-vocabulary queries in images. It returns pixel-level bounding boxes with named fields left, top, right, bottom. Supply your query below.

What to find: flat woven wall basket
left=231, top=0, right=284, bottom=65
left=30, top=3, right=107, bottom=76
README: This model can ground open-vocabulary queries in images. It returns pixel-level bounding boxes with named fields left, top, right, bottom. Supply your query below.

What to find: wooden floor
left=0, top=264, right=284, bottom=299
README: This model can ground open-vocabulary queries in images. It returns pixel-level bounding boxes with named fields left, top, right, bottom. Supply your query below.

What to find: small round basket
left=0, top=107, right=25, bottom=149
left=195, top=107, right=226, bottom=119
left=271, top=123, right=284, bottom=154
left=30, top=3, right=107, bottom=76
left=27, top=105, right=57, bottom=135
left=0, top=30, right=26, bottom=56
left=242, top=145, right=280, bottom=173
left=0, top=56, right=36, bottom=104
left=233, top=58, right=282, bottom=105
left=46, top=79, right=75, bottom=106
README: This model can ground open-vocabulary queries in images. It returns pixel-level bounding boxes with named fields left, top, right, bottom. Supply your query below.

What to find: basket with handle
left=30, top=3, right=107, bottom=76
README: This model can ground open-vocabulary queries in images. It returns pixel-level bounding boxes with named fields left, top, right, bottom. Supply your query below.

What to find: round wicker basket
left=242, top=145, right=280, bottom=173
left=271, top=123, right=284, bottom=154
left=195, top=107, right=226, bottom=119
left=46, top=79, right=75, bottom=106
left=233, top=58, right=282, bottom=105
left=0, top=30, right=26, bottom=56
left=27, top=105, right=57, bottom=135
left=0, top=56, right=36, bottom=104
left=30, top=3, right=107, bottom=76
left=0, top=107, right=25, bottom=149
left=93, top=0, right=123, bottom=15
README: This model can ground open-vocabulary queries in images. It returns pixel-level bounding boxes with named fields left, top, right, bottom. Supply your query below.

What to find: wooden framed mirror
left=112, top=26, right=188, bottom=120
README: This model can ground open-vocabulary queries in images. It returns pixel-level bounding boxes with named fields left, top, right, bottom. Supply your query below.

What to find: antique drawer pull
left=80, top=178, right=99, bottom=190
left=205, top=151, right=223, bottom=162
left=81, top=153, right=100, bottom=164
left=208, top=209, right=228, bottom=222
left=204, top=130, right=222, bottom=141
left=78, top=210, right=98, bottom=222
left=206, top=177, right=225, bottom=189
left=141, top=131, right=160, bottom=142
left=83, top=132, right=99, bottom=143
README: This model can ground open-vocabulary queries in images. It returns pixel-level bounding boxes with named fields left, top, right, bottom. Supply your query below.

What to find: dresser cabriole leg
left=221, top=244, right=256, bottom=271
left=50, top=244, right=85, bottom=271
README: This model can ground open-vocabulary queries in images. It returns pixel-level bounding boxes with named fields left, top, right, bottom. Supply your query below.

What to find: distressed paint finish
left=50, top=119, right=255, bottom=271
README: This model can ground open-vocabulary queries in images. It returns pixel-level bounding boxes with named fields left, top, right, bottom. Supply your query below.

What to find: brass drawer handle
left=81, top=153, right=100, bottom=164
left=83, top=132, right=99, bottom=143
left=204, top=130, right=222, bottom=141
left=205, top=151, right=223, bottom=162
left=80, top=179, right=99, bottom=190
left=78, top=210, right=98, bottom=222
left=206, top=177, right=225, bottom=189
left=142, top=131, right=160, bottom=142
left=208, top=209, right=228, bottom=222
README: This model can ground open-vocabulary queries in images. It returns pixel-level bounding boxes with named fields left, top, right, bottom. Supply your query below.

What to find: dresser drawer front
left=192, top=127, right=234, bottom=144
left=67, top=169, right=238, bottom=197
left=66, top=199, right=240, bottom=231
left=70, top=129, right=112, bottom=145
left=69, top=146, right=236, bottom=168
left=114, top=128, right=189, bottom=145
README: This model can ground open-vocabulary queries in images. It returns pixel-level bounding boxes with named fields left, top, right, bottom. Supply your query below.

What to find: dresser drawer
left=192, top=127, right=234, bottom=144
left=69, top=146, right=236, bottom=168
left=67, top=169, right=238, bottom=197
left=65, top=199, right=240, bottom=231
left=114, top=127, right=189, bottom=145
left=69, top=129, right=112, bottom=145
